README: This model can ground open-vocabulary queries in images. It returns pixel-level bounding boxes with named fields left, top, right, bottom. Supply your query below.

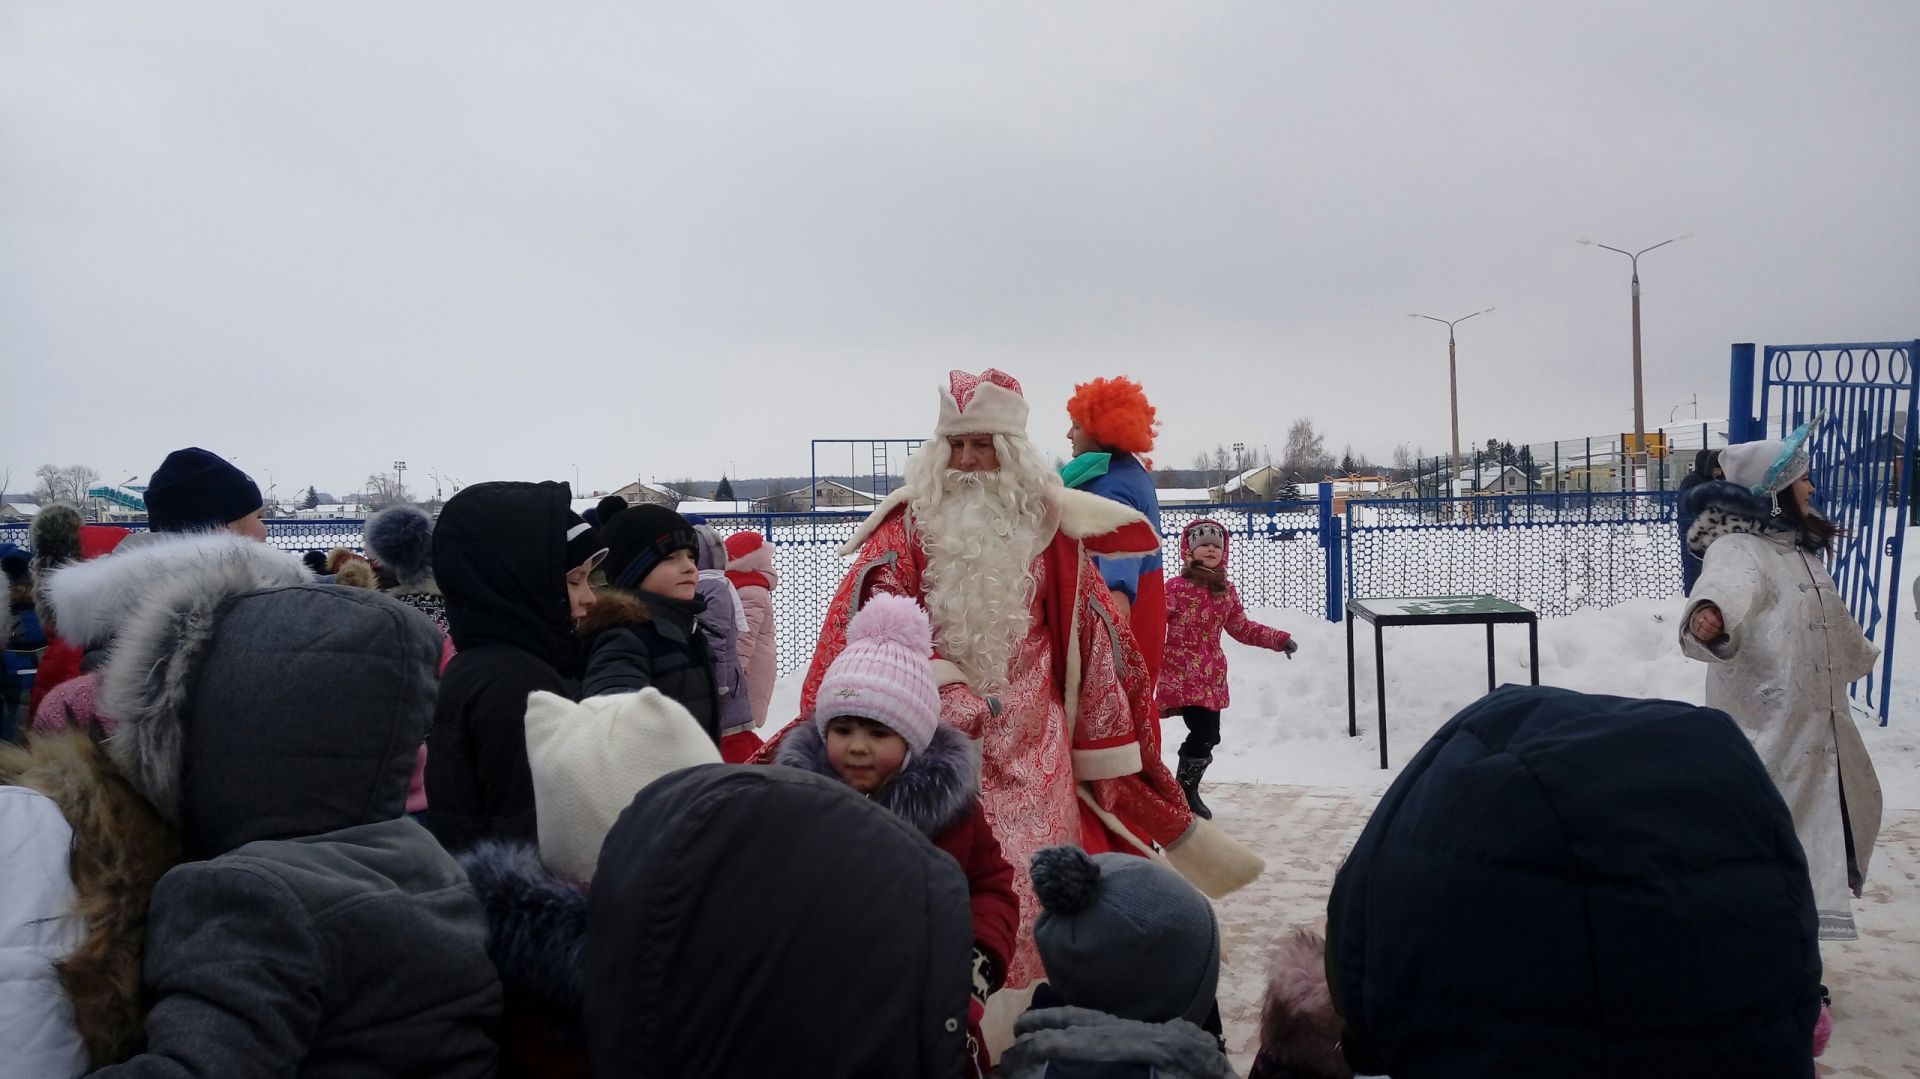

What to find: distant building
left=756, top=480, right=884, bottom=513
left=1, top=500, right=44, bottom=522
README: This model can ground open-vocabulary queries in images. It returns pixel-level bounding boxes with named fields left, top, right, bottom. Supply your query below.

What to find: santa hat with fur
left=813, top=594, right=941, bottom=755
left=523, top=688, right=721, bottom=883
left=936, top=369, right=1029, bottom=440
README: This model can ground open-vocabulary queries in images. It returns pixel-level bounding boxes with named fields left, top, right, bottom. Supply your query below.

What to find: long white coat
left=1683, top=509, right=1883, bottom=940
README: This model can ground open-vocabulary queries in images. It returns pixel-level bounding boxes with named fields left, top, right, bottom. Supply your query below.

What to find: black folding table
left=1345, top=595, right=1539, bottom=769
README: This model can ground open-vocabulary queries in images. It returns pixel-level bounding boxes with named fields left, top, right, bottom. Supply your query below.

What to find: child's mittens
left=1282, top=638, right=1299, bottom=659
left=970, top=945, right=997, bottom=1005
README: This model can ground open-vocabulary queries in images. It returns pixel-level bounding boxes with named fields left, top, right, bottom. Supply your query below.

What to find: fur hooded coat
left=776, top=721, right=1019, bottom=981
left=1682, top=480, right=1882, bottom=939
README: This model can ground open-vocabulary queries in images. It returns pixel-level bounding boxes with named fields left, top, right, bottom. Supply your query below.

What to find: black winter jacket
left=585, top=765, right=973, bottom=1078
left=427, top=481, right=580, bottom=852
left=578, top=589, right=720, bottom=744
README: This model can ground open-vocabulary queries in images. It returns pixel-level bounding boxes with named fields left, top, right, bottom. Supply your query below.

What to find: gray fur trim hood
left=101, top=552, right=439, bottom=857
left=774, top=720, right=979, bottom=838
left=46, top=532, right=310, bottom=649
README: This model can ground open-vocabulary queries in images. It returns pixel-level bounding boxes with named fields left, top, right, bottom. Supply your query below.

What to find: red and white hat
left=936, top=368, right=1029, bottom=439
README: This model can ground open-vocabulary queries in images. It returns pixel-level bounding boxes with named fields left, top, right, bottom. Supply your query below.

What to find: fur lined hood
left=44, top=532, right=309, bottom=649
left=0, top=728, right=184, bottom=1068
left=1003, top=1006, right=1236, bottom=1079
left=100, top=555, right=438, bottom=857
left=456, top=840, right=588, bottom=1026
left=774, top=720, right=979, bottom=838
left=1250, top=930, right=1351, bottom=1079
left=1682, top=479, right=1804, bottom=556
left=578, top=586, right=706, bottom=638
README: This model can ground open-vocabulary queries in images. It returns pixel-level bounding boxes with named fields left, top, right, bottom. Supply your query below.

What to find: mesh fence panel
left=1344, top=494, right=1683, bottom=617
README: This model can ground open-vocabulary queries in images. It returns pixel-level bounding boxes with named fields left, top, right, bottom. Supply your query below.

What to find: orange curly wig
left=1067, top=376, right=1158, bottom=455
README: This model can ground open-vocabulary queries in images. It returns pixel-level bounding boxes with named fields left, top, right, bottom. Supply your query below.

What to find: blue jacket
left=1071, top=454, right=1163, bottom=601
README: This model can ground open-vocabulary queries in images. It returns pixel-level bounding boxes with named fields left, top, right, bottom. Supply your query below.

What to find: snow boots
left=1176, top=755, right=1212, bottom=820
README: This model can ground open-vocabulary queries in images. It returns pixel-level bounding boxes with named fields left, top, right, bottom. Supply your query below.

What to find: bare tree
left=33, top=463, right=100, bottom=507
left=0, top=465, right=13, bottom=499
left=363, top=471, right=414, bottom=511
left=1281, top=418, right=1332, bottom=478
left=1391, top=443, right=1416, bottom=472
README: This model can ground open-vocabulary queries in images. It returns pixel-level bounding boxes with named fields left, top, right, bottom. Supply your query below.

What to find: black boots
left=1176, top=755, right=1213, bottom=820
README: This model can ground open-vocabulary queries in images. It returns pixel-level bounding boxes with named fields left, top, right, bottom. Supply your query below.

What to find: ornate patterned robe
left=759, top=487, right=1262, bottom=985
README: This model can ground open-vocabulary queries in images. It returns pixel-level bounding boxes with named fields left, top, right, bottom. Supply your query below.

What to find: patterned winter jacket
left=1158, top=520, right=1291, bottom=713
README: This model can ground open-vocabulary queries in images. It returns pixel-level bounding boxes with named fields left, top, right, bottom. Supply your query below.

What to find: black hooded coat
left=1325, top=685, right=1821, bottom=1079
left=585, top=765, right=973, bottom=1078
left=426, top=481, right=580, bottom=852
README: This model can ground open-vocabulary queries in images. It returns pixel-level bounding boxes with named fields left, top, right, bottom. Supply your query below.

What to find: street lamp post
left=1408, top=307, right=1496, bottom=495
left=393, top=461, right=407, bottom=507
left=1577, top=232, right=1690, bottom=490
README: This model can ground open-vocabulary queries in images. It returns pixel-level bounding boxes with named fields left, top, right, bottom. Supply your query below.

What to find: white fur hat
left=523, top=688, right=721, bottom=883
left=935, top=368, right=1030, bottom=439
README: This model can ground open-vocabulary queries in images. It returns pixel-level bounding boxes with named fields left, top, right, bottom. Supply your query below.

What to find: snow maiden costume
left=1681, top=418, right=1882, bottom=940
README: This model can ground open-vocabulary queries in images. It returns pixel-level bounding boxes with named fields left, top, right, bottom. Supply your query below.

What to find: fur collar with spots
left=1682, top=479, right=1802, bottom=556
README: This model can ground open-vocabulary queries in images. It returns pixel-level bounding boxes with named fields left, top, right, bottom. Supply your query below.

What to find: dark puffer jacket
left=91, top=566, right=501, bottom=1077
left=578, top=588, right=720, bottom=744
left=1326, top=685, right=1821, bottom=1079
left=428, top=481, right=580, bottom=852
left=586, top=765, right=972, bottom=1078
left=458, top=841, right=590, bottom=1079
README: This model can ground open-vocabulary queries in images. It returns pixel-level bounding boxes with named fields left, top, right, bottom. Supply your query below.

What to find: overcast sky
left=4, top=2, right=1916, bottom=498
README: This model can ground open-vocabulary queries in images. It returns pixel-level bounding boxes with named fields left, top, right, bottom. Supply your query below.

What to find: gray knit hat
left=1030, top=846, right=1220, bottom=1025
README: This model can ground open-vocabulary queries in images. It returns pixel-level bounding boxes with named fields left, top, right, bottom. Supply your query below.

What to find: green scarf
left=1059, top=452, right=1112, bottom=490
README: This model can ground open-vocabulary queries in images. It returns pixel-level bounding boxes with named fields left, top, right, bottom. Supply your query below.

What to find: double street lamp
left=1577, top=232, right=1690, bottom=488
left=1408, top=307, right=1496, bottom=490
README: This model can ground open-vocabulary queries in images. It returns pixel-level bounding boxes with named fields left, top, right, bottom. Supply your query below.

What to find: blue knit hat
left=1030, top=846, right=1220, bottom=1025
left=145, top=447, right=262, bottom=533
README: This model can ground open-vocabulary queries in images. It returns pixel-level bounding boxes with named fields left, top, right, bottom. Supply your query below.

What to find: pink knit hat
left=814, top=594, right=941, bottom=753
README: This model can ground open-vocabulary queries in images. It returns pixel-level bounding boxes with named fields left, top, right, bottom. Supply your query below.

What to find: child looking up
left=1159, top=519, right=1296, bottom=819
left=775, top=593, right=1017, bottom=1074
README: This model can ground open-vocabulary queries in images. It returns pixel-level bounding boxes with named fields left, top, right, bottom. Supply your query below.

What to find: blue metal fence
left=1735, top=339, right=1919, bottom=723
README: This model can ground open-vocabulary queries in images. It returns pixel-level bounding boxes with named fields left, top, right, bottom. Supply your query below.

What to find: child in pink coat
left=1158, top=519, right=1295, bottom=819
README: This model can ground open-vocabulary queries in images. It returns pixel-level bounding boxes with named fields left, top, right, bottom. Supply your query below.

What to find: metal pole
left=1630, top=258, right=1644, bottom=492
left=1449, top=330, right=1462, bottom=489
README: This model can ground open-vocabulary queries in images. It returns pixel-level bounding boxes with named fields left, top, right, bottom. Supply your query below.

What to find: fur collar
left=1682, top=480, right=1799, bottom=556
left=838, top=485, right=1152, bottom=557
left=578, top=587, right=705, bottom=638
left=774, top=722, right=979, bottom=838
left=96, top=538, right=315, bottom=829
left=1255, top=930, right=1350, bottom=1079
left=0, top=729, right=184, bottom=1068
left=456, top=840, right=588, bottom=1025
left=1004, top=1007, right=1236, bottom=1079
left=45, top=532, right=310, bottom=648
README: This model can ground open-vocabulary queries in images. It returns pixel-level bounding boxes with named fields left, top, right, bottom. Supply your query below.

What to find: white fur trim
left=1071, top=741, right=1142, bottom=781
left=1055, top=488, right=1154, bottom=550
left=1163, top=818, right=1264, bottom=899
left=936, top=379, right=1030, bottom=439
left=930, top=658, right=969, bottom=687
left=47, top=532, right=311, bottom=647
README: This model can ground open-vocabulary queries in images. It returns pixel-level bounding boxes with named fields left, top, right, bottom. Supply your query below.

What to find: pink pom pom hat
left=813, top=594, right=941, bottom=753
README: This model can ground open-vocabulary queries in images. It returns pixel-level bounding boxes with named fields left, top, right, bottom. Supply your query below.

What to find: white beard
left=914, top=471, right=1052, bottom=691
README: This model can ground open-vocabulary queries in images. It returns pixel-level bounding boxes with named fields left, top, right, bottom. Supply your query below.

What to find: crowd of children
left=0, top=419, right=1882, bottom=1077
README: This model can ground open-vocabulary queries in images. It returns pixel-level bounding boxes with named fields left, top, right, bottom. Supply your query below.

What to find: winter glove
left=970, top=945, right=999, bottom=1005
left=940, top=683, right=1000, bottom=740
left=1283, top=638, right=1299, bottom=659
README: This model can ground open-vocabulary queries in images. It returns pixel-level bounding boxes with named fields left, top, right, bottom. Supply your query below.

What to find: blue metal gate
left=1730, top=340, right=1920, bottom=724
